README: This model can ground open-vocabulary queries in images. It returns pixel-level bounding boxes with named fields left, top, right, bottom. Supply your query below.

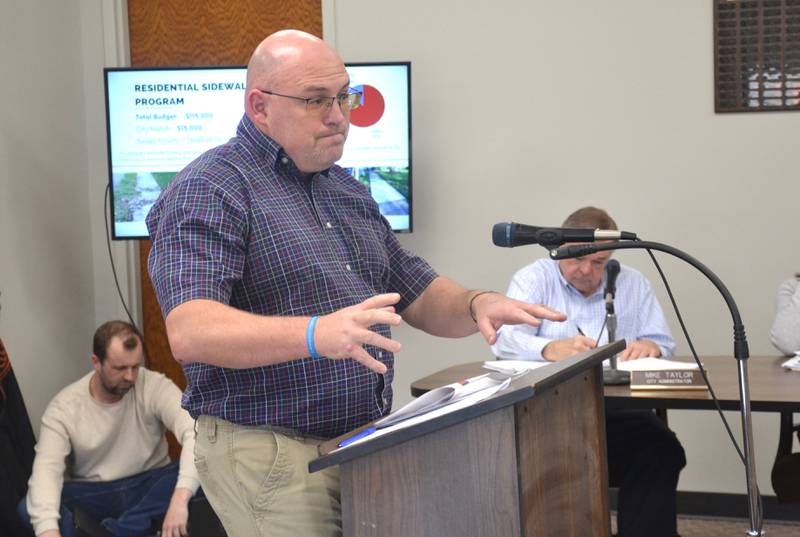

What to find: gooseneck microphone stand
left=602, top=292, right=630, bottom=385
left=550, top=240, right=763, bottom=537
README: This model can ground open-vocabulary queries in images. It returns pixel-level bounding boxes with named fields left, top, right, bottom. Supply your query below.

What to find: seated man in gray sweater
left=18, top=321, right=200, bottom=537
left=770, top=275, right=800, bottom=356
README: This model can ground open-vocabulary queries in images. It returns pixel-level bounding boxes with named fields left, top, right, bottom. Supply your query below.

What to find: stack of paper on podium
left=337, top=369, right=517, bottom=450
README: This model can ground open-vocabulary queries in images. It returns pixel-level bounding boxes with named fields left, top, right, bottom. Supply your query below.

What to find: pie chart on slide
left=350, top=84, right=385, bottom=127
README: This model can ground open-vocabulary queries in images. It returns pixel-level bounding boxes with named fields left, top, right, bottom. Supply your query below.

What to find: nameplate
left=630, top=369, right=707, bottom=390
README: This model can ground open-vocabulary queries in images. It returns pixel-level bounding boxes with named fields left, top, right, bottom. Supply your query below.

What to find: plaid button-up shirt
left=146, top=115, right=437, bottom=438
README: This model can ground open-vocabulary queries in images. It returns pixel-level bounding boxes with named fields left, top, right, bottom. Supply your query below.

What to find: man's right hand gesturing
left=314, top=293, right=404, bottom=374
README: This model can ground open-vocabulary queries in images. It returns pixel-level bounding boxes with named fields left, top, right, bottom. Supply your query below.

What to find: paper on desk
left=483, top=360, right=550, bottom=374
left=614, top=357, right=700, bottom=372
left=781, top=354, right=800, bottom=371
left=337, top=378, right=510, bottom=450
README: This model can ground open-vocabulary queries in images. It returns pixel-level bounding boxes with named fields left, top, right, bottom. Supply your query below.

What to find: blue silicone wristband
left=306, top=316, right=320, bottom=360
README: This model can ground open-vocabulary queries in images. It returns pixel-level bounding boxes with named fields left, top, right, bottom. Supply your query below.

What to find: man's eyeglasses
left=259, top=88, right=362, bottom=114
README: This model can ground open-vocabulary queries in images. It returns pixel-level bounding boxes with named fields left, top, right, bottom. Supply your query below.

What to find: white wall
left=0, top=0, right=136, bottom=433
left=1, top=0, right=796, bottom=501
left=324, top=0, right=799, bottom=496
left=1, top=1, right=93, bottom=427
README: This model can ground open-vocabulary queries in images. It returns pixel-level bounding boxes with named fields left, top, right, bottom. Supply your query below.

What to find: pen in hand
left=576, top=326, right=597, bottom=348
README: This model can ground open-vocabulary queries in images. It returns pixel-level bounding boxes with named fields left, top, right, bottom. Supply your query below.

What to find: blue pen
left=338, top=426, right=377, bottom=448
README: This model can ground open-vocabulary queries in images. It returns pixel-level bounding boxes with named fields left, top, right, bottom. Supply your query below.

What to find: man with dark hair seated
left=18, top=321, right=200, bottom=537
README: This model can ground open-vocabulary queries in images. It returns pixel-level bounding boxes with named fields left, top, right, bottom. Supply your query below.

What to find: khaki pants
left=194, top=415, right=341, bottom=537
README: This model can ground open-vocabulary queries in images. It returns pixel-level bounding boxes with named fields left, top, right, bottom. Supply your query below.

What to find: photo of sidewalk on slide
left=112, top=171, right=176, bottom=223
left=345, top=166, right=409, bottom=217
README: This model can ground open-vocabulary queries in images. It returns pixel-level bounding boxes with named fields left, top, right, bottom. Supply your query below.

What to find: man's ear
left=91, top=354, right=102, bottom=373
left=245, top=89, right=269, bottom=127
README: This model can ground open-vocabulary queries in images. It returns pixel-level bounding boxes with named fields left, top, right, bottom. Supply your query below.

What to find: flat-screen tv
left=104, top=62, right=412, bottom=239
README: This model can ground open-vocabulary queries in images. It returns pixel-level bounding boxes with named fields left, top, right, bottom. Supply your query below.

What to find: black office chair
left=187, top=496, right=227, bottom=537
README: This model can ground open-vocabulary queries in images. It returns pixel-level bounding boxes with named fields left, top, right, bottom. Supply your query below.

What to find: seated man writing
left=491, top=206, right=686, bottom=537
left=19, top=321, right=200, bottom=537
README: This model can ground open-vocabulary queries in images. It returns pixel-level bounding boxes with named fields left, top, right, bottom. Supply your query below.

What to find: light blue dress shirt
left=492, top=258, right=675, bottom=361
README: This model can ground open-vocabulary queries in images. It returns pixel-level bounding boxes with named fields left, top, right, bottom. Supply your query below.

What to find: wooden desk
left=411, top=356, right=800, bottom=501
left=602, top=356, right=800, bottom=414
left=412, top=356, right=799, bottom=412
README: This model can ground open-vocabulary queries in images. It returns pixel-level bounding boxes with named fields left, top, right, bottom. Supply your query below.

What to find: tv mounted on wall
left=103, top=62, right=412, bottom=239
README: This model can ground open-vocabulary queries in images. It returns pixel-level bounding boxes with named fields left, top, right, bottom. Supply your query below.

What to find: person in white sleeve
left=770, top=275, right=800, bottom=356
left=18, top=321, right=200, bottom=537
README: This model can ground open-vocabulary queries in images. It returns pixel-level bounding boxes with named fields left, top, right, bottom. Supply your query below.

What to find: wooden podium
left=310, top=341, right=624, bottom=537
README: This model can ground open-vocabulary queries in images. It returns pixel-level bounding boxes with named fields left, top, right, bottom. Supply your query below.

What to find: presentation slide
left=106, top=63, right=411, bottom=237
left=106, top=68, right=245, bottom=237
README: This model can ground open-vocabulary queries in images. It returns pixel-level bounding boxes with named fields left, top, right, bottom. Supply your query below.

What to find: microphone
left=550, top=243, right=604, bottom=260
left=602, top=257, right=625, bottom=384
left=604, top=259, right=620, bottom=314
left=492, top=222, right=636, bottom=248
